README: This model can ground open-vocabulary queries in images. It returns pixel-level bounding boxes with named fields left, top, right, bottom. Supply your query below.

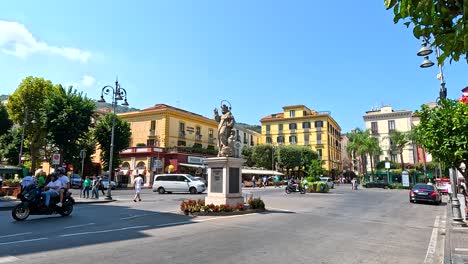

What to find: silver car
left=319, top=177, right=334, bottom=189
left=152, top=174, right=206, bottom=194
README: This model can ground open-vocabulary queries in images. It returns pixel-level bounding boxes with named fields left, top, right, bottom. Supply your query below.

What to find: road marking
left=155, top=221, right=192, bottom=227
left=0, top=237, right=48, bottom=246
left=0, top=232, right=32, bottom=238
left=267, top=207, right=296, bottom=213
left=64, top=223, right=96, bottom=229
left=424, top=216, right=440, bottom=264
left=120, top=214, right=151, bottom=220
left=60, top=225, right=149, bottom=237
left=195, top=213, right=259, bottom=222
left=0, top=256, right=19, bottom=263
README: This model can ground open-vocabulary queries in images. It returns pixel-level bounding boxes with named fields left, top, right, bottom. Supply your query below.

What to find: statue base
left=204, top=157, right=245, bottom=207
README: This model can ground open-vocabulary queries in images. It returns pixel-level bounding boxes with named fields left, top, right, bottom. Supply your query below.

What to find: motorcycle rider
left=289, top=177, right=298, bottom=191
left=55, top=167, right=70, bottom=207
left=42, top=173, right=61, bottom=207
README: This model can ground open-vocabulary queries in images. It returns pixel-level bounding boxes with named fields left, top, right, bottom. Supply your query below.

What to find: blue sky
left=1, top=0, right=467, bottom=133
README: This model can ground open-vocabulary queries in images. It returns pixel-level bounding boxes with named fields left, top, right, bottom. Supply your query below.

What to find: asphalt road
left=0, top=185, right=446, bottom=264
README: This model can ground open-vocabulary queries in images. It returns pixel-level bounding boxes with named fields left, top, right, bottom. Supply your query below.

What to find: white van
left=152, top=174, right=206, bottom=194
left=319, top=177, right=334, bottom=189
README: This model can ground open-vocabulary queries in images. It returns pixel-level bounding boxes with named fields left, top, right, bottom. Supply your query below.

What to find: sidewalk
left=0, top=196, right=115, bottom=211
left=445, top=194, right=468, bottom=264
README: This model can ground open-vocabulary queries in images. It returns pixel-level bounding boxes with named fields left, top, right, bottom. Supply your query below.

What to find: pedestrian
left=91, top=176, right=100, bottom=199
left=262, top=176, right=267, bottom=188
left=83, top=176, right=91, bottom=199
left=274, top=175, right=280, bottom=188
left=427, top=179, right=433, bottom=185
left=252, top=176, right=256, bottom=188
left=133, top=174, right=144, bottom=202
left=459, top=179, right=468, bottom=220
left=447, top=182, right=453, bottom=203
left=351, top=178, right=356, bottom=190
left=98, top=176, right=106, bottom=195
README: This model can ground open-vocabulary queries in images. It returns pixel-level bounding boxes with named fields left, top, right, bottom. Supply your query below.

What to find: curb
left=0, top=199, right=116, bottom=211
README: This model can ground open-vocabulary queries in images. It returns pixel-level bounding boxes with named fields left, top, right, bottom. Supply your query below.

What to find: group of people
left=251, top=175, right=282, bottom=188
left=80, top=175, right=106, bottom=199
left=21, top=167, right=70, bottom=208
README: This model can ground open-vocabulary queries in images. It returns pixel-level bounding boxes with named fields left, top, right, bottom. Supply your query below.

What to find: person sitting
left=289, top=178, right=298, bottom=190
left=42, top=174, right=61, bottom=207
left=20, top=175, right=36, bottom=192
left=55, top=168, right=70, bottom=207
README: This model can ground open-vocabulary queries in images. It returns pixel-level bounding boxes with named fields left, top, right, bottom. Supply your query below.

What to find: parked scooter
left=12, top=184, right=75, bottom=221
left=285, top=183, right=306, bottom=194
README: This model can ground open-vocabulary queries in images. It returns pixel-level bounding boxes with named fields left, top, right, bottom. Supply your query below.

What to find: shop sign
left=188, top=156, right=204, bottom=164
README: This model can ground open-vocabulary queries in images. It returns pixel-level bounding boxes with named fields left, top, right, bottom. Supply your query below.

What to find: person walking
left=447, top=182, right=453, bottom=203
left=133, top=174, right=144, bottom=202
left=98, top=176, right=106, bottom=195
left=83, top=176, right=91, bottom=199
left=262, top=176, right=267, bottom=188
left=351, top=178, right=356, bottom=190
left=91, top=176, right=100, bottom=199
left=252, top=176, right=256, bottom=188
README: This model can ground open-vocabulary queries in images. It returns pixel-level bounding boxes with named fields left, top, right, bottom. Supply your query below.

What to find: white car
left=319, top=177, right=334, bottom=189
left=152, top=174, right=206, bottom=194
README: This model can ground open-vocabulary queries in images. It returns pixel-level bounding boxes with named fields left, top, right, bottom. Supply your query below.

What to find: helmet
left=56, top=167, right=66, bottom=174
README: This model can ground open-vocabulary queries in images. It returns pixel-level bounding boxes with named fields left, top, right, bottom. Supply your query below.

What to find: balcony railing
left=290, top=129, right=296, bottom=133
left=303, top=128, right=309, bottom=133
left=179, top=131, right=186, bottom=138
left=208, top=137, right=215, bottom=144
left=278, top=130, right=283, bottom=134
left=316, top=140, right=322, bottom=145
left=316, top=127, right=322, bottom=132
left=195, top=134, right=202, bottom=141
left=305, top=141, right=310, bottom=146
left=149, top=130, right=155, bottom=136
left=371, top=130, right=379, bottom=135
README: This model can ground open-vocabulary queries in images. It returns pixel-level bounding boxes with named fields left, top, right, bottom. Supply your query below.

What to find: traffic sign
left=52, top=154, right=60, bottom=165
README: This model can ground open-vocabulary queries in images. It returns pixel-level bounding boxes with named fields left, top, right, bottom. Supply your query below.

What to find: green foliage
left=44, top=85, right=96, bottom=166
left=251, top=144, right=274, bottom=169
left=306, top=176, right=320, bottom=183
left=306, top=181, right=329, bottom=193
left=386, top=130, right=410, bottom=169
left=0, top=127, right=21, bottom=165
left=389, top=183, right=413, bottom=190
left=385, top=0, right=468, bottom=63
left=0, top=104, right=12, bottom=136
left=247, top=195, right=265, bottom=210
left=299, top=146, right=318, bottom=171
left=236, top=123, right=261, bottom=133
left=192, top=143, right=203, bottom=149
left=415, top=100, right=468, bottom=179
left=276, top=145, right=301, bottom=170
left=241, top=146, right=255, bottom=167
left=136, top=143, right=146, bottom=147
left=94, top=113, right=132, bottom=171
left=347, top=128, right=381, bottom=176
left=308, top=159, right=324, bottom=177
left=180, top=199, right=249, bottom=214
left=376, top=160, right=399, bottom=170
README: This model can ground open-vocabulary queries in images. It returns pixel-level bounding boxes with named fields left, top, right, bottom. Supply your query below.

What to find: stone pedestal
left=204, top=157, right=245, bottom=207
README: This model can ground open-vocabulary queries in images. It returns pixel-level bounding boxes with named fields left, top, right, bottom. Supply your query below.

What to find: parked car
left=70, top=174, right=83, bottom=189
left=193, top=176, right=207, bottom=186
left=319, top=177, right=334, bottom=189
left=363, top=181, right=390, bottom=189
left=152, top=174, right=206, bottom=194
left=409, top=184, right=442, bottom=205
left=100, top=178, right=117, bottom=190
left=435, top=178, right=451, bottom=194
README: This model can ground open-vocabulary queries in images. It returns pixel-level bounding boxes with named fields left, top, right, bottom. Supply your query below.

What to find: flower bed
left=305, top=181, right=329, bottom=193
left=180, top=196, right=266, bottom=216
left=0, top=187, right=21, bottom=198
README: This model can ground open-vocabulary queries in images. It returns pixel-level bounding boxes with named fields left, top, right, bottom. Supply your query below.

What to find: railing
left=195, top=134, right=202, bottom=141
left=148, top=130, right=155, bottom=136
left=179, top=131, right=186, bottom=138
left=208, top=138, right=215, bottom=144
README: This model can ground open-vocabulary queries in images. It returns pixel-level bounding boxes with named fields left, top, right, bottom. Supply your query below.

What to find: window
left=316, top=133, right=322, bottom=141
left=150, top=120, right=156, bottom=131
left=289, top=136, right=297, bottom=144
left=179, top=123, right=185, bottom=137
left=388, top=120, right=396, bottom=133
left=290, top=110, right=295, bottom=118
left=278, top=124, right=283, bottom=132
left=371, top=122, right=378, bottom=134
left=177, top=176, right=188, bottom=182
left=147, top=139, right=155, bottom=146
left=391, top=154, right=398, bottom=163
left=266, top=137, right=272, bottom=143
left=304, top=134, right=309, bottom=142
left=266, top=124, right=270, bottom=132
left=209, top=129, right=213, bottom=138
left=302, top=122, right=311, bottom=129
left=317, top=149, right=323, bottom=159
left=315, top=121, right=323, bottom=128
left=236, top=130, right=241, bottom=141
left=177, top=140, right=186, bottom=146
left=289, top=123, right=297, bottom=130
left=196, top=126, right=201, bottom=135
left=277, top=136, right=285, bottom=143
left=244, top=133, right=247, bottom=144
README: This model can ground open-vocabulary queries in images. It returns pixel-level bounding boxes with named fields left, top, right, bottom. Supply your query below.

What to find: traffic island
left=180, top=197, right=266, bottom=216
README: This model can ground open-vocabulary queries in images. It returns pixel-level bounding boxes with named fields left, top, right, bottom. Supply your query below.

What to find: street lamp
left=416, top=38, right=447, bottom=100
left=18, top=108, right=36, bottom=166
left=97, top=79, right=129, bottom=200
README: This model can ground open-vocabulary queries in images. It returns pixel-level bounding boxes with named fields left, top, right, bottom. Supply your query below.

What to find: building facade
left=363, top=106, right=416, bottom=169
left=233, top=126, right=261, bottom=157
left=260, top=105, right=342, bottom=172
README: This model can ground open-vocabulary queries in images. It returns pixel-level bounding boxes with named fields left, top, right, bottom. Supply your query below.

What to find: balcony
left=316, top=127, right=322, bottom=132
left=195, top=134, right=202, bottom=141
left=179, top=131, right=186, bottom=138
left=316, top=140, right=322, bottom=145
left=290, top=129, right=296, bottom=133
left=303, top=128, right=309, bottom=133
left=371, top=130, right=379, bottom=135
left=266, top=130, right=270, bottom=135
left=208, top=137, right=215, bottom=144
left=148, top=130, right=156, bottom=137
left=278, top=130, right=283, bottom=134
left=305, top=141, right=310, bottom=146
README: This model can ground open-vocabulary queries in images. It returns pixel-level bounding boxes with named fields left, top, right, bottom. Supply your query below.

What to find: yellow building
left=260, top=105, right=342, bottom=173
left=116, top=104, right=220, bottom=185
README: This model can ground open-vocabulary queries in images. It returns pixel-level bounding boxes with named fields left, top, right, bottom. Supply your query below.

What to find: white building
left=363, top=106, right=416, bottom=169
left=233, top=126, right=261, bottom=157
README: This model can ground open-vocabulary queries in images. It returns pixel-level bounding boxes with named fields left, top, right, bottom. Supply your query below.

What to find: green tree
left=308, top=159, right=324, bottom=179
left=7, top=76, right=54, bottom=172
left=0, top=104, right=13, bottom=136
left=346, top=128, right=369, bottom=176
left=241, top=146, right=255, bottom=167
left=276, top=145, right=302, bottom=176
left=364, top=136, right=382, bottom=181
left=386, top=130, right=410, bottom=170
left=0, top=127, right=22, bottom=164
left=251, top=144, right=274, bottom=169
left=94, top=113, right=132, bottom=171
left=385, top=0, right=468, bottom=63
left=299, top=146, right=318, bottom=172
left=44, top=85, right=96, bottom=165
left=414, top=100, right=468, bottom=180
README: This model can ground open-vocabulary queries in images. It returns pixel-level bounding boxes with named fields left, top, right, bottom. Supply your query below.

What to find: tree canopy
left=0, top=103, right=13, bottom=136
left=385, top=0, right=468, bottom=63
left=414, top=100, right=468, bottom=179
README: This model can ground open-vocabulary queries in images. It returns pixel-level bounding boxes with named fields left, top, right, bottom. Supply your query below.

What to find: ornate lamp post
left=18, top=108, right=36, bottom=166
left=97, top=79, right=129, bottom=200
left=417, top=38, right=447, bottom=100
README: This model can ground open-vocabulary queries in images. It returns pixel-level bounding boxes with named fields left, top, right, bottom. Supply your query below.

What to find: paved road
left=0, top=185, right=446, bottom=264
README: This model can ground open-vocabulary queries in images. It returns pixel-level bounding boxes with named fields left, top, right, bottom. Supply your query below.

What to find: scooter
left=12, top=184, right=75, bottom=221
left=285, top=183, right=306, bottom=194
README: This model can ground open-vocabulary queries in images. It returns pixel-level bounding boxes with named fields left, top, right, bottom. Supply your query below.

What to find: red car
left=409, top=184, right=442, bottom=205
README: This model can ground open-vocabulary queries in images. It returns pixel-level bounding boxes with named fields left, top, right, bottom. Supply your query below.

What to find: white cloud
left=82, top=75, right=95, bottom=87
left=0, top=20, right=91, bottom=63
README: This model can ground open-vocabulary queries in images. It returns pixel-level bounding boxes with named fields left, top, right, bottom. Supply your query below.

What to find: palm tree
left=387, top=130, right=409, bottom=170
left=364, top=137, right=382, bottom=182
left=408, top=127, right=427, bottom=177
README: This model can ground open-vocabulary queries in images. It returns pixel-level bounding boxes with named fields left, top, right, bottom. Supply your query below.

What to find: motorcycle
left=285, top=183, right=306, bottom=194
left=12, top=184, right=75, bottom=221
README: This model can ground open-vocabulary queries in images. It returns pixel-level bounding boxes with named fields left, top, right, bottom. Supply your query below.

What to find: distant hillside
left=237, top=122, right=261, bottom=133
left=95, top=101, right=140, bottom=113
left=0, top=95, right=9, bottom=101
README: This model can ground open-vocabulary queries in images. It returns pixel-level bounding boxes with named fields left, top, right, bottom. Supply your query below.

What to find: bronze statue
left=214, top=102, right=235, bottom=157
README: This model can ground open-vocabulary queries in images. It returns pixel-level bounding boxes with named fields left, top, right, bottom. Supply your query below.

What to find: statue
left=214, top=101, right=235, bottom=157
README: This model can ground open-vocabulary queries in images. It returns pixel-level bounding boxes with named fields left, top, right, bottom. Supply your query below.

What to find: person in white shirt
left=21, top=176, right=36, bottom=191
left=55, top=168, right=70, bottom=207
left=133, top=174, right=144, bottom=202
left=42, top=174, right=61, bottom=207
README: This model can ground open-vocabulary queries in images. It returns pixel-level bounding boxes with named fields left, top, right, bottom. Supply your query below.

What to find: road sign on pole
left=52, top=154, right=60, bottom=165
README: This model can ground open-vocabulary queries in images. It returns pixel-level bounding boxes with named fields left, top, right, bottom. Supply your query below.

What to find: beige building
left=260, top=105, right=342, bottom=173
left=363, top=106, right=415, bottom=169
